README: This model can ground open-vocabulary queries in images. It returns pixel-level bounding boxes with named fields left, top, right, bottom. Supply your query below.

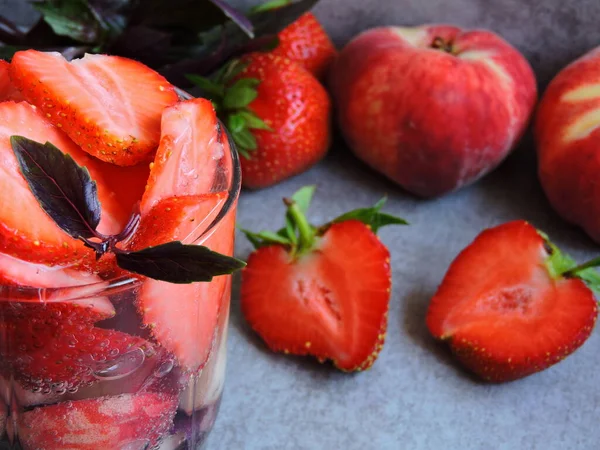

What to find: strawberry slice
left=0, top=60, right=23, bottom=101
left=0, top=101, right=140, bottom=266
left=130, top=98, right=235, bottom=371
left=0, top=252, right=114, bottom=321
left=2, top=319, right=154, bottom=394
left=426, top=220, right=599, bottom=382
left=9, top=50, right=178, bottom=166
left=141, top=97, right=225, bottom=214
left=240, top=187, right=406, bottom=371
left=134, top=194, right=234, bottom=371
left=18, top=392, right=177, bottom=449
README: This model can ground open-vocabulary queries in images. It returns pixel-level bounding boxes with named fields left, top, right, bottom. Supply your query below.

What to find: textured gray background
left=4, top=1, right=600, bottom=449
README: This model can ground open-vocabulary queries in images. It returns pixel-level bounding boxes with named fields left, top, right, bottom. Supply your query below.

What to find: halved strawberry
left=141, top=98, right=225, bottom=215
left=426, top=220, right=599, bottom=382
left=240, top=187, right=406, bottom=371
left=0, top=60, right=23, bottom=101
left=134, top=194, right=235, bottom=371
left=130, top=97, right=235, bottom=371
left=18, top=392, right=177, bottom=449
left=0, top=101, right=140, bottom=266
left=9, top=50, right=178, bottom=166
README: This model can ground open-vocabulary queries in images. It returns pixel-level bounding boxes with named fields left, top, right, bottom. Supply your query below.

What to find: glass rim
left=0, top=89, right=241, bottom=302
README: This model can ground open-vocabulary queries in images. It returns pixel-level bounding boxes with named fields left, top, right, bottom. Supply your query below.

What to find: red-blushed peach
left=535, top=46, right=600, bottom=243
left=329, top=25, right=537, bottom=197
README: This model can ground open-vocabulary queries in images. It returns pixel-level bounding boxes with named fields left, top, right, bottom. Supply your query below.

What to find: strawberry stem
left=284, top=197, right=315, bottom=254
left=563, top=257, right=600, bottom=277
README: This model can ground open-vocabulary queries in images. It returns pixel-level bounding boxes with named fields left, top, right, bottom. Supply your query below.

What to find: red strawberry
left=18, top=392, right=177, bottom=449
left=0, top=252, right=115, bottom=318
left=240, top=186, right=406, bottom=370
left=187, top=53, right=331, bottom=189
left=2, top=319, right=153, bottom=394
left=0, top=60, right=24, bottom=101
left=251, top=2, right=336, bottom=80
left=141, top=98, right=226, bottom=214
left=9, top=50, right=178, bottom=166
left=426, top=220, right=599, bottom=382
left=273, top=13, right=337, bottom=80
left=132, top=98, right=237, bottom=371
left=0, top=101, right=139, bottom=266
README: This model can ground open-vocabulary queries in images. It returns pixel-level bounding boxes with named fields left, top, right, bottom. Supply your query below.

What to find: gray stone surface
left=4, top=0, right=600, bottom=449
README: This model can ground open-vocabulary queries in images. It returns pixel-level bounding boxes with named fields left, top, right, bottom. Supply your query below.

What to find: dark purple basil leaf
left=130, top=0, right=231, bottom=31
left=10, top=136, right=101, bottom=239
left=32, top=0, right=103, bottom=44
left=165, top=0, right=317, bottom=79
left=0, top=17, right=27, bottom=44
left=115, top=241, right=245, bottom=284
left=208, top=0, right=253, bottom=38
left=109, top=25, right=172, bottom=65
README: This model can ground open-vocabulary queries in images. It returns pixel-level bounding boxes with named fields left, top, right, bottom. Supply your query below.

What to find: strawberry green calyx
left=240, top=185, right=408, bottom=259
left=540, top=231, right=600, bottom=297
left=186, top=60, right=271, bottom=159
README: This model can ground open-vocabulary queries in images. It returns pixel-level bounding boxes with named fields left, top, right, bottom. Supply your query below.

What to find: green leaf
left=115, top=241, right=246, bottom=284
left=223, top=84, right=258, bottom=109
left=331, top=197, right=408, bottom=233
left=251, top=0, right=291, bottom=13
left=238, top=110, right=271, bottom=130
left=232, top=78, right=260, bottom=89
left=576, top=268, right=600, bottom=297
left=185, top=74, right=225, bottom=98
left=34, top=0, right=103, bottom=44
left=290, top=185, right=316, bottom=214
left=231, top=128, right=257, bottom=152
left=240, top=228, right=291, bottom=250
left=10, top=136, right=101, bottom=239
left=541, top=231, right=600, bottom=297
left=227, top=113, right=246, bottom=133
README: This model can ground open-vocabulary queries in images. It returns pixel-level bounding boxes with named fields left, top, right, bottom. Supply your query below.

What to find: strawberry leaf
left=227, top=113, right=246, bottom=133
left=115, top=242, right=246, bottom=284
left=251, top=0, right=291, bottom=13
left=238, top=110, right=271, bottom=130
left=240, top=228, right=291, bottom=249
left=541, top=231, right=600, bottom=297
left=331, top=197, right=408, bottom=233
left=231, top=128, right=257, bottom=152
left=185, top=74, right=225, bottom=98
left=10, top=136, right=101, bottom=240
left=223, top=83, right=258, bottom=109
left=290, top=185, right=315, bottom=214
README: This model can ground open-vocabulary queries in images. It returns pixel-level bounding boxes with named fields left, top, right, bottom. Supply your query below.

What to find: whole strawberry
left=187, top=54, right=331, bottom=189
left=240, top=186, right=407, bottom=371
left=253, top=1, right=337, bottom=80
left=426, top=220, right=599, bottom=383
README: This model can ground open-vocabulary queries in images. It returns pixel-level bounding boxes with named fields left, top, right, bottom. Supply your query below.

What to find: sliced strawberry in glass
left=18, top=392, right=177, bottom=449
left=0, top=101, right=142, bottom=267
left=132, top=98, right=236, bottom=372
